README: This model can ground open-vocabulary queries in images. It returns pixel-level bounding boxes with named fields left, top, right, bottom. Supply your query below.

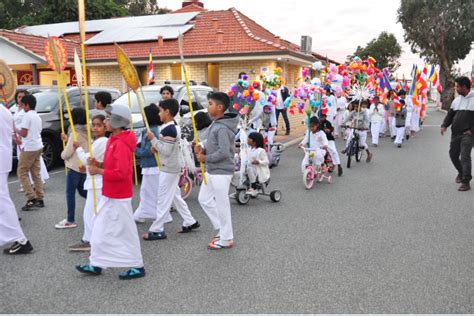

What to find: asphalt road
left=1, top=108, right=472, bottom=313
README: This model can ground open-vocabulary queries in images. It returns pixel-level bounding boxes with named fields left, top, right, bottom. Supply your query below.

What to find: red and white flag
left=148, top=48, right=155, bottom=85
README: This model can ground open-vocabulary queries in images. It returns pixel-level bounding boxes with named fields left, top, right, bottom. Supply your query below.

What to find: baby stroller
left=230, top=129, right=282, bottom=205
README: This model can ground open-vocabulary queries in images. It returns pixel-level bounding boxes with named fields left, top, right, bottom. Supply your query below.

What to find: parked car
left=16, top=86, right=121, bottom=170
left=113, top=81, right=214, bottom=141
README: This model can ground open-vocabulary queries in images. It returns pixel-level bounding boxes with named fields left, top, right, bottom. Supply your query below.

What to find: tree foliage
left=0, top=0, right=170, bottom=29
left=398, top=0, right=474, bottom=109
left=351, top=32, right=402, bottom=72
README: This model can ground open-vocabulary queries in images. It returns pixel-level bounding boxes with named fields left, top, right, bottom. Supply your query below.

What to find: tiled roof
left=3, top=8, right=339, bottom=64
left=0, top=29, right=80, bottom=60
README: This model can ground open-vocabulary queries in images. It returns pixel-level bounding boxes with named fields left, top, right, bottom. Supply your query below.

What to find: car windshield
left=34, top=92, right=60, bottom=113
left=113, top=90, right=162, bottom=113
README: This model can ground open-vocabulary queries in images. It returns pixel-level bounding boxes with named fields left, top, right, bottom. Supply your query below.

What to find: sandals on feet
left=143, top=231, right=167, bottom=241
left=208, top=239, right=234, bottom=250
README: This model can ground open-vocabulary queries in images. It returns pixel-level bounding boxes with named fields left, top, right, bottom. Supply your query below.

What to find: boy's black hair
left=144, top=103, right=162, bottom=126
left=455, top=76, right=471, bottom=90
left=373, top=96, right=380, bottom=100
left=160, top=85, right=174, bottom=96
left=320, top=113, right=327, bottom=118
left=159, top=98, right=179, bottom=117
left=194, top=111, right=212, bottom=130
left=208, top=92, right=230, bottom=111
left=94, top=91, right=112, bottom=107
left=248, top=132, right=265, bottom=149
left=15, top=90, right=28, bottom=103
left=399, top=99, right=406, bottom=105
left=92, top=114, right=106, bottom=122
left=361, top=99, right=369, bottom=105
left=238, top=72, right=247, bottom=79
left=71, top=107, right=87, bottom=125
left=398, top=89, right=406, bottom=96
left=21, top=94, right=37, bottom=110
left=309, top=116, right=320, bottom=126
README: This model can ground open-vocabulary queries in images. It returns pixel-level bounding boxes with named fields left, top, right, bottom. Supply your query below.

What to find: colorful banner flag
left=148, top=48, right=155, bottom=85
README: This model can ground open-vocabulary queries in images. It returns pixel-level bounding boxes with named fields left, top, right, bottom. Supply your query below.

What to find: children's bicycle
left=302, top=148, right=333, bottom=190
left=343, top=126, right=366, bottom=169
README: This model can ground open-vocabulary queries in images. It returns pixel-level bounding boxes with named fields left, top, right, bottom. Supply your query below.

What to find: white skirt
left=0, top=172, right=26, bottom=246
left=82, top=188, right=103, bottom=243
left=90, top=197, right=144, bottom=268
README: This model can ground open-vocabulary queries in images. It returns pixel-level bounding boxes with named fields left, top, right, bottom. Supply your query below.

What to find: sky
left=158, top=0, right=473, bottom=78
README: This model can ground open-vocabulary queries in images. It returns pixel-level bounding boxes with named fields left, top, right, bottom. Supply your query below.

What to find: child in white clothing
left=299, top=117, right=328, bottom=172
left=246, top=132, right=270, bottom=197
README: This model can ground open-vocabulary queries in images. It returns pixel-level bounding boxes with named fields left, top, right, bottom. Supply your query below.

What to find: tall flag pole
left=78, top=0, right=97, bottom=214
left=148, top=48, right=155, bottom=85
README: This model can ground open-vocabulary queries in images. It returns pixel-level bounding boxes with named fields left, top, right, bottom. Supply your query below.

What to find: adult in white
left=334, top=91, right=347, bottom=137
left=0, top=102, right=33, bottom=255
left=369, top=96, right=385, bottom=147
left=12, top=91, right=49, bottom=189
left=326, top=90, right=338, bottom=126
left=410, top=96, right=421, bottom=136
left=399, top=90, right=414, bottom=140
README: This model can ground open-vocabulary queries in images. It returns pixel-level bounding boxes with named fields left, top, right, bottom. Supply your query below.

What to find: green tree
left=351, top=32, right=402, bottom=72
left=116, top=0, right=172, bottom=16
left=398, top=0, right=474, bottom=110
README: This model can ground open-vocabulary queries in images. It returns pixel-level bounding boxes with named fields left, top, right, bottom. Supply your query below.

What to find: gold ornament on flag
left=115, top=43, right=140, bottom=91
left=0, top=59, right=17, bottom=103
left=44, top=36, right=68, bottom=72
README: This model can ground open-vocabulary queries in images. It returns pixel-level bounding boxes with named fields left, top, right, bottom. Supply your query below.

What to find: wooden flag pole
left=127, top=91, right=139, bottom=186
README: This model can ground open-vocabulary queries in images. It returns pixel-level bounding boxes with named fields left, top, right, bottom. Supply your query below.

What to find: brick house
left=0, top=0, right=338, bottom=130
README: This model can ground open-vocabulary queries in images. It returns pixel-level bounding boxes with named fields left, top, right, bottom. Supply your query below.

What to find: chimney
left=182, top=0, right=204, bottom=8
left=274, top=36, right=280, bottom=45
left=217, top=30, right=224, bottom=44
left=158, top=35, right=164, bottom=47
left=212, top=18, right=219, bottom=30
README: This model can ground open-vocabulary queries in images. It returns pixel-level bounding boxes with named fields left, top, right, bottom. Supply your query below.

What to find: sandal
left=76, top=264, right=102, bottom=275
left=119, top=267, right=145, bottom=280
left=143, top=231, right=167, bottom=241
left=208, top=239, right=234, bottom=250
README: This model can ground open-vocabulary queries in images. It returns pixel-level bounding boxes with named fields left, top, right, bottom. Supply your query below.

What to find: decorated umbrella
left=0, top=59, right=16, bottom=105
left=115, top=43, right=161, bottom=167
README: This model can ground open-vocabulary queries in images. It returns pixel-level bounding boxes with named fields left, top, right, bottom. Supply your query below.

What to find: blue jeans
left=276, top=108, right=290, bottom=131
left=66, top=169, right=87, bottom=223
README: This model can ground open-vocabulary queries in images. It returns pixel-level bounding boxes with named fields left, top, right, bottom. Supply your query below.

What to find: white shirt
left=300, top=130, right=328, bottom=150
left=327, top=95, right=337, bottom=118
left=369, top=103, right=385, bottom=123
left=336, top=97, right=347, bottom=113
left=13, top=107, right=25, bottom=128
left=0, top=105, right=13, bottom=173
left=19, top=110, right=43, bottom=151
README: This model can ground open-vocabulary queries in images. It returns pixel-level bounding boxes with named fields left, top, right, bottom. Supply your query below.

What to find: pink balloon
left=367, top=67, right=374, bottom=76
left=342, top=76, right=350, bottom=87
left=376, top=72, right=383, bottom=79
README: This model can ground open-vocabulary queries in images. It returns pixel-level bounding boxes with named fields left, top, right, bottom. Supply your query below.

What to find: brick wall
left=89, top=66, right=124, bottom=91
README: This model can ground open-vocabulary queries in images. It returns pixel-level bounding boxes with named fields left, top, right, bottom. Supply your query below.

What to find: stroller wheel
left=269, top=190, right=282, bottom=202
left=236, top=189, right=250, bottom=205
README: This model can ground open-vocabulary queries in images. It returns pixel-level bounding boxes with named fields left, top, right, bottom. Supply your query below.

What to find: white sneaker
left=55, top=219, right=77, bottom=229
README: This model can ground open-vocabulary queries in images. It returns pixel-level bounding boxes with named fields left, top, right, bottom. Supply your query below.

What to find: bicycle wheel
left=303, top=168, right=314, bottom=189
left=347, top=153, right=352, bottom=168
left=180, top=175, right=193, bottom=200
left=355, top=140, right=362, bottom=162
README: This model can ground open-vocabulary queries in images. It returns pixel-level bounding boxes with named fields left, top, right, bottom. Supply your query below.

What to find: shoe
left=3, top=241, right=33, bottom=255
left=455, top=175, right=462, bottom=184
left=76, top=264, right=102, bottom=275
left=341, top=149, right=347, bottom=154
left=170, top=206, right=177, bottom=213
left=119, top=267, right=145, bottom=280
left=285, top=129, right=290, bottom=135
left=143, top=231, right=167, bottom=240
left=391, top=136, right=396, bottom=140
left=180, top=221, right=200, bottom=233
left=35, top=199, right=44, bottom=208
left=208, top=239, right=234, bottom=250
left=69, top=241, right=91, bottom=252
left=21, top=199, right=37, bottom=211
left=406, top=134, right=410, bottom=140
left=246, top=188, right=259, bottom=197
left=366, top=152, right=373, bottom=163
left=373, top=144, right=378, bottom=147
left=337, top=165, right=343, bottom=177
left=397, top=144, right=402, bottom=148
left=55, top=219, right=77, bottom=229
left=458, top=183, right=471, bottom=191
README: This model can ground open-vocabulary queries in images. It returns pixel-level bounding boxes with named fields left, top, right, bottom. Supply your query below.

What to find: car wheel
left=42, top=138, right=56, bottom=170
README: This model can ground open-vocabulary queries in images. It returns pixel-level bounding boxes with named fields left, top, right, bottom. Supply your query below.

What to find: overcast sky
left=158, top=0, right=473, bottom=78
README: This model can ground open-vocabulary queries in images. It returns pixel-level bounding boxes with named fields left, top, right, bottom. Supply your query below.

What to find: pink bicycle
left=302, top=148, right=333, bottom=190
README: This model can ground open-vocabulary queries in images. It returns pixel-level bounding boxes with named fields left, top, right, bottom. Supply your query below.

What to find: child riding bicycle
left=342, top=100, right=373, bottom=163
left=299, top=117, right=328, bottom=172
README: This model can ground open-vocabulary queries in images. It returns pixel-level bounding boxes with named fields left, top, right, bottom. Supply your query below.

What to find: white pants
left=149, top=172, right=180, bottom=233
left=345, top=130, right=368, bottom=150
left=334, top=112, right=344, bottom=136
left=82, top=188, right=103, bottom=243
left=0, top=172, right=26, bottom=246
left=134, top=174, right=161, bottom=221
left=90, top=197, right=144, bottom=268
left=172, top=185, right=197, bottom=227
left=198, top=173, right=233, bottom=241
left=370, top=121, right=382, bottom=145
left=394, top=127, right=405, bottom=145
left=411, top=111, right=420, bottom=132
left=405, top=112, right=412, bottom=134
left=301, top=149, right=325, bottom=173
left=388, top=117, right=396, bottom=137
left=247, top=164, right=258, bottom=184
left=327, top=140, right=340, bottom=165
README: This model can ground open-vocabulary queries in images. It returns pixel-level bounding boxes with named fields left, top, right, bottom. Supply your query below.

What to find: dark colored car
left=26, top=87, right=121, bottom=170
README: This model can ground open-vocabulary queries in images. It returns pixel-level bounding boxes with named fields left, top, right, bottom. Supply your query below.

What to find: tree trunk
left=439, top=62, right=455, bottom=111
